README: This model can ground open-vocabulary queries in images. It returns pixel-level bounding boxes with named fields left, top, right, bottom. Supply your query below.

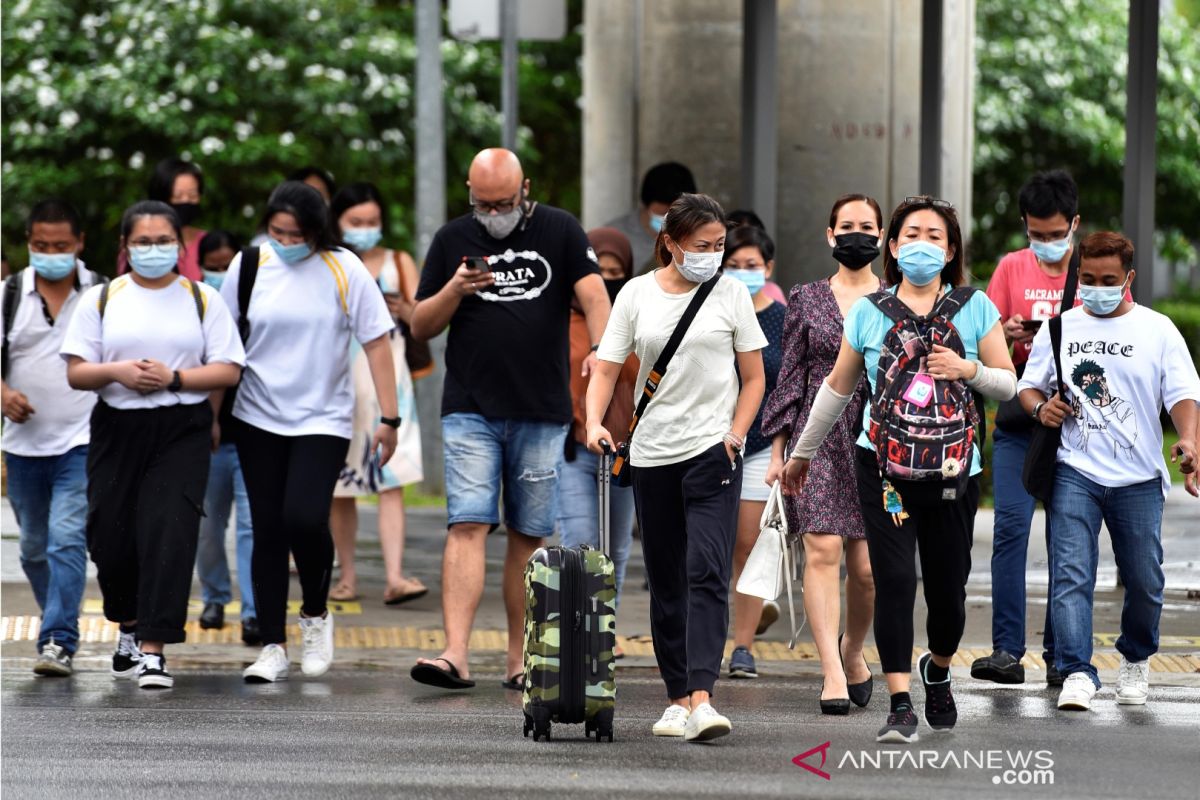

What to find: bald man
left=410, top=148, right=610, bottom=689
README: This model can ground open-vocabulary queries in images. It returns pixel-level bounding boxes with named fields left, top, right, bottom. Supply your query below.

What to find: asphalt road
left=3, top=667, right=1198, bottom=800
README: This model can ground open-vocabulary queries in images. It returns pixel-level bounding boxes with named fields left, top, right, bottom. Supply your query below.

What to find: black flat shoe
left=820, top=680, right=850, bottom=715
left=199, top=602, right=225, bottom=630
left=240, top=617, right=262, bottom=646
left=840, top=633, right=874, bottom=708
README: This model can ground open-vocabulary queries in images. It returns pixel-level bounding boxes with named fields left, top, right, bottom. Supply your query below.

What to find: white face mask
left=674, top=248, right=723, bottom=283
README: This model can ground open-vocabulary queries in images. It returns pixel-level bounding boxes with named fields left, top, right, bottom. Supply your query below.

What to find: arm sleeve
left=732, top=282, right=768, bottom=352
left=415, top=231, right=449, bottom=301
left=1160, top=319, right=1200, bottom=411
left=760, top=285, right=809, bottom=440
left=596, top=285, right=635, bottom=364
left=218, top=251, right=244, bottom=319
left=58, top=285, right=104, bottom=362
left=564, top=215, right=601, bottom=285
left=199, top=286, right=246, bottom=366
left=344, top=254, right=396, bottom=345
left=1017, top=324, right=1055, bottom=395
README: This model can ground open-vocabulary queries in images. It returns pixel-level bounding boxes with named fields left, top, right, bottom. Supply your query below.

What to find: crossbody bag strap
left=1050, top=244, right=1080, bottom=397
left=237, top=246, right=260, bottom=344
left=623, top=274, right=720, bottom=443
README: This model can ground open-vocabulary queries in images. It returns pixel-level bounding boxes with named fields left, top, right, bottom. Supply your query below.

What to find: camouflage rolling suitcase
left=521, top=444, right=618, bottom=743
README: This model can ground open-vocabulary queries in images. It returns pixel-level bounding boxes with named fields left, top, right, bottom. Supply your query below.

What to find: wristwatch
left=1032, top=400, right=1046, bottom=422
left=380, top=416, right=402, bottom=429
left=167, top=370, right=183, bottom=392
left=589, top=344, right=600, bottom=353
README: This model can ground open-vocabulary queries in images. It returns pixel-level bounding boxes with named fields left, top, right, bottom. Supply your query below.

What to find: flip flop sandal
left=501, top=672, right=526, bottom=691
left=410, top=657, right=476, bottom=689
left=329, top=582, right=359, bottom=602
left=384, top=584, right=429, bottom=606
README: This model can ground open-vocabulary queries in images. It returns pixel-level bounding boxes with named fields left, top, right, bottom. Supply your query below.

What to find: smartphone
left=381, top=291, right=402, bottom=299
left=1020, top=319, right=1043, bottom=332
left=465, top=256, right=490, bottom=272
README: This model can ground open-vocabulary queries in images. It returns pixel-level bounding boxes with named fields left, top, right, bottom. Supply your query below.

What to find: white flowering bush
left=1, top=0, right=583, bottom=267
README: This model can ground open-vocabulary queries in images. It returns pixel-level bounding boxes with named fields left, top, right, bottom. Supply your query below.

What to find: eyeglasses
left=128, top=238, right=179, bottom=248
left=469, top=191, right=522, bottom=214
left=901, top=196, right=955, bottom=211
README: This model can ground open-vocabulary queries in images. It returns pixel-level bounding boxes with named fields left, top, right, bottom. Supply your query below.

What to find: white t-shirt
left=220, top=246, right=395, bottom=438
left=1019, top=304, right=1200, bottom=495
left=597, top=271, right=768, bottom=467
left=2, top=264, right=102, bottom=456
left=60, top=274, right=244, bottom=410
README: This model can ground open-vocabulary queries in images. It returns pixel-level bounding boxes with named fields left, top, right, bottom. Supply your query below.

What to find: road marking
left=80, top=599, right=362, bottom=616
left=4, top=616, right=1198, bottom=674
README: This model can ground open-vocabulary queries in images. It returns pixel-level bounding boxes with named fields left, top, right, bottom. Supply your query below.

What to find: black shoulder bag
left=1021, top=245, right=1079, bottom=503
left=610, top=274, right=720, bottom=486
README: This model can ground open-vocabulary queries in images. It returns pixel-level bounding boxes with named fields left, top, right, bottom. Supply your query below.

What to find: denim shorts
left=442, top=413, right=569, bottom=536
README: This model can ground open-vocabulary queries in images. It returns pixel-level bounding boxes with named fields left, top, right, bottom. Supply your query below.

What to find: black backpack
left=865, top=287, right=980, bottom=505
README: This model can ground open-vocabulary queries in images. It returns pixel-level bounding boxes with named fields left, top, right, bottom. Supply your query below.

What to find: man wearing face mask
left=1, top=199, right=103, bottom=677
left=605, top=161, right=698, bottom=275
left=1018, top=231, right=1199, bottom=712
left=409, top=148, right=610, bottom=690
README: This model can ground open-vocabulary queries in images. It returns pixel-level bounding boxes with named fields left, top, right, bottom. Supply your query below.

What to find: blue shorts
left=442, top=413, right=569, bottom=537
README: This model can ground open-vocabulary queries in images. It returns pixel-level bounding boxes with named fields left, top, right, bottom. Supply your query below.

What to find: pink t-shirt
left=986, top=247, right=1129, bottom=366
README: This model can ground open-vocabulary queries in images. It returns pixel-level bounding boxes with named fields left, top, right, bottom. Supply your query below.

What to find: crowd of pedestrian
left=2, top=149, right=1196, bottom=746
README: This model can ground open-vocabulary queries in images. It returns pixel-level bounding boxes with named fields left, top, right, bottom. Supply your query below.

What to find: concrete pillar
left=939, top=0, right=976, bottom=249
left=581, top=0, right=639, bottom=229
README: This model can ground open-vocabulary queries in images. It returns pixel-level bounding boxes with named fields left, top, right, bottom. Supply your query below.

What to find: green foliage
left=1, top=0, right=583, bottom=272
left=1154, top=298, right=1200, bottom=375
left=973, top=0, right=1200, bottom=270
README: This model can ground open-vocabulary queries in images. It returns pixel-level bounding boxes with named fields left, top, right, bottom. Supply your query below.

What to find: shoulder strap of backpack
left=98, top=280, right=110, bottom=319
left=2, top=269, right=25, bottom=380
left=188, top=277, right=205, bottom=322
left=237, top=246, right=260, bottom=343
left=865, top=290, right=913, bottom=324
left=931, top=285, right=978, bottom=320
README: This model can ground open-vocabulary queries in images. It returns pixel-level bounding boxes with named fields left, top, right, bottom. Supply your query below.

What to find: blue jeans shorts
left=442, top=413, right=568, bottom=537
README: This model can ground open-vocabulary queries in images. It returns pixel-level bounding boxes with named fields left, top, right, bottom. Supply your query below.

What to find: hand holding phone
left=1020, top=319, right=1044, bottom=333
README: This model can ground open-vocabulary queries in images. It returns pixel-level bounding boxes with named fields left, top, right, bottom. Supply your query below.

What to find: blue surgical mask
left=1078, top=277, right=1128, bottom=316
left=649, top=213, right=665, bottom=233
left=1029, top=226, right=1074, bottom=264
left=269, top=237, right=313, bottom=265
left=727, top=268, right=766, bottom=295
left=128, top=244, right=179, bottom=279
left=28, top=250, right=76, bottom=281
left=202, top=269, right=225, bottom=290
left=342, top=226, right=382, bottom=252
left=896, top=241, right=947, bottom=286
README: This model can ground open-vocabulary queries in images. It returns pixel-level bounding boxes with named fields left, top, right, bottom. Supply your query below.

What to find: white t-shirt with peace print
left=1019, top=304, right=1200, bottom=495
left=60, top=274, right=245, bottom=410
left=220, top=246, right=395, bottom=439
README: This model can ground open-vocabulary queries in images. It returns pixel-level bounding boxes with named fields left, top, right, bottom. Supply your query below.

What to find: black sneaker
left=111, top=631, right=143, bottom=678
left=919, top=653, right=957, bottom=731
left=876, top=705, right=919, bottom=743
left=200, top=601, right=225, bottom=630
left=241, top=617, right=262, bottom=646
left=1045, top=661, right=1064, bottom=687
left=970, top=649, right=1025, bottom=684
left=137, top=653, right=174, bottom=689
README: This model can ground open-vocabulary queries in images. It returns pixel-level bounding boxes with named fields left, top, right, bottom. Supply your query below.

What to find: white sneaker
left=652, top=704, right=691, bottom=737
left=1116, top=655, right=1149, bottom=705
left=684, top=702, right=732, bottom=742
left=243, top=644, right=291, bottom=683
left=1057, top=672, right=1098, bottom=710
left=299, top=612, right=334, bottom=677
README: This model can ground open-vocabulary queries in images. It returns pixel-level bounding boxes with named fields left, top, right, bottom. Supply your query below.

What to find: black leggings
left=87, top=401, right=211, bottom=644
left=236, top=423, right=349, bottom=645
left=855, top=446, right=978, bottom=674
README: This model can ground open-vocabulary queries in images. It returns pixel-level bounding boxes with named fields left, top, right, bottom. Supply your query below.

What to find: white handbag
left=735, top=480, right=805, bottom=648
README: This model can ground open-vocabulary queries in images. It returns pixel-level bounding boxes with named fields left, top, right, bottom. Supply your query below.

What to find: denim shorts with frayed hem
left=442, top=413, right=568, bottom=537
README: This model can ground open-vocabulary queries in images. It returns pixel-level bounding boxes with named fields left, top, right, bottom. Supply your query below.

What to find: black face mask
left=171, top=203, right=200, bottom=226
left=604, top=277, right=628, bottom=306
left=832, top=232, right=880, bottom=270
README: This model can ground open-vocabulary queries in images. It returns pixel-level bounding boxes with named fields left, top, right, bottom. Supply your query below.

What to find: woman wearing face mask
left=759, top=194, right=883, bottom=711
left=61, top=201, right=245, bottom=689
left=551, top=226, right=639, bottom=670
left=781, top=196, right=1015, bottom=743
left=219, top=181, right=399, bottom=683
left=720, top=224, right=788, bottom=680
left=118, top=158, right=207, bottom=280
left=586, top=193, right=768, bottom=743
left=189, top=229, right=262, bottom=642
left=327, top=182, right=426, bottom=607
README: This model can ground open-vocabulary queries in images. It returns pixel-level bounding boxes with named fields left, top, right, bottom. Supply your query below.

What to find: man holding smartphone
left=407, top=148, right=610, bottom=690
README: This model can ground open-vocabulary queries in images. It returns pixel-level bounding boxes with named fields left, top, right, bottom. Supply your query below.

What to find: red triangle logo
left=792, top=741, right=832, bottom=780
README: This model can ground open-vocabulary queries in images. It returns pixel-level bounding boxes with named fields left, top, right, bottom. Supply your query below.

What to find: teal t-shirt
left=843, top=286, right=1002, bottom=476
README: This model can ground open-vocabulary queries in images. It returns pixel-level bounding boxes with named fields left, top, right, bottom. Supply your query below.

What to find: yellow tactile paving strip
left=4, top=616, right=1197, bottom=674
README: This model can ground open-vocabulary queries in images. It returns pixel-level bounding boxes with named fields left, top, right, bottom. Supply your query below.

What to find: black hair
left=882, top=196, right=966, bottom=288
left=287, top=165, right=337, bottom=199
left=1071, top=358, right=1104, bottom=386
left=640, top=162, right=697, bottom=207
left=655, top=193, right=726, bottom=268
left=330, top=182, right=388, bottom=236
left=120, top=200, right=183, bottom=246
left=27, top=198, right=83, bottom=237
left=724, top=224, right=775, bottom=264
left=198, top=229, right=242, bottom=261
left=828, top=193, right=884, bottom=230
left=148, top=157, right=204, bottom=202
left=261, top=181, right=341, bottom=252
left=726, top=209, right=766, bottom=231
left=1018, top=169, right=1078, bottom=223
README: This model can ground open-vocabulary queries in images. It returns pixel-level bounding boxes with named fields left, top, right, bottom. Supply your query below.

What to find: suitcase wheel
left=596, top=722, right=614, bottom=743
left=584, top=720, right=595, bottom=739
left=522, top=712, right=533, bottom=738
left=532, top=722, right=551, bottom=742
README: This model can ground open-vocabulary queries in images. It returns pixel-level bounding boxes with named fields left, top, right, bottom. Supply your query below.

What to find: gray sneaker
left=33, top=642, right=73, bottom=677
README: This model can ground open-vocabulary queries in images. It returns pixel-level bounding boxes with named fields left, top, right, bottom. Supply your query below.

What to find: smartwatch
left=380, top=416, right=402, bottom=429
left=167, top=370, right=183, bottom=392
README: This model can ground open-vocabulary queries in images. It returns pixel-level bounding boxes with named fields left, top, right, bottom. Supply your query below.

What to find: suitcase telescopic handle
left=597, top=440, right=612, bottom=556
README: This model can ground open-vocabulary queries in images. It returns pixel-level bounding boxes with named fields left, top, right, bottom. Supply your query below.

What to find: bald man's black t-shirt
left=416, top=204, right=599, bottom=422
